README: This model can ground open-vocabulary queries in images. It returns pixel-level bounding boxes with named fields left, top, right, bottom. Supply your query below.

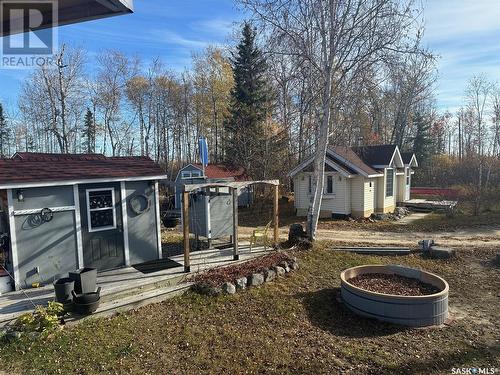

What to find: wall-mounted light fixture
left=17, top=189, right=24, bottom=202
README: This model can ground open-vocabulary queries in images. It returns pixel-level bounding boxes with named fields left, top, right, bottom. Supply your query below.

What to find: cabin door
left=79, top=183, right=125, bottom=271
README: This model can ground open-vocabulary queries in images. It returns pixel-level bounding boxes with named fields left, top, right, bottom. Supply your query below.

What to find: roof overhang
left=1, top=0, right=133, bottom=37
left=288, top=154, right=355, bottom=179
left=327, top=149, right=383, bottom=178
left=0, top=174, right=167, bottom=189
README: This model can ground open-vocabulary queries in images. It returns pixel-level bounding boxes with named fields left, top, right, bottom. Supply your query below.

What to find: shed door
left=79, top=183, right=125, bottom=271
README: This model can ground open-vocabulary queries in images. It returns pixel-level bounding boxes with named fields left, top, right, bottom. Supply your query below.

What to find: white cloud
left=423, top=0, right=500, bottom=111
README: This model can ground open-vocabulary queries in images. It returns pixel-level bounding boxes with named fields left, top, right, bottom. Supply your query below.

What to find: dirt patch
left=348, top=273, right=441, bottom=296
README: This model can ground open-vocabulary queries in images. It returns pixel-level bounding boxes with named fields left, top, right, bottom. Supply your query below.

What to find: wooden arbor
left=181, top=180, right=280, bottom=272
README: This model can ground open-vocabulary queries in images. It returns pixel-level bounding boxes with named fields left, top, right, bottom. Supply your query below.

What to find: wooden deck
left=0, top=243, right=270, bottom=327
left=402, top=199, right=458, bottom=212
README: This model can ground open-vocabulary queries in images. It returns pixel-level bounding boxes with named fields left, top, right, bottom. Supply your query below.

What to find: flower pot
left=53, top=277, right=75, bottom=303
left=72, top=287, right=102, bottom=315
left=69, top=268, right=97, bottom=294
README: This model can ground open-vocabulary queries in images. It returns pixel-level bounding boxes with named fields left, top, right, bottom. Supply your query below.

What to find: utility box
left=188, top=188, right=234, bottom=240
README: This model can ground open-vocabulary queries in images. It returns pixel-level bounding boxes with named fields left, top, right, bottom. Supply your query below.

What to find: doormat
left=133, top=258, right=183, bottom=274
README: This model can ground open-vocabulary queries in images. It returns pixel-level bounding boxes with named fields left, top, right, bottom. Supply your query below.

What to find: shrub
left=14, top=301, right=65, bottom=333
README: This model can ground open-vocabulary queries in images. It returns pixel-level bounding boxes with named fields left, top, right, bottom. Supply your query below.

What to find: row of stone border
left=194, top=258, right=299, bottom=296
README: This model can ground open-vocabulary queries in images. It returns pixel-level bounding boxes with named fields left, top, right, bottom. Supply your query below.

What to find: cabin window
left=325, top=175, right=334, bottom=195
left=308, top=175, right=312, bottom=194
left=181, top=170, right=202, bottom=179
left=406, top=169, right=410, bottom=185
left=86, top=188, right=116, bottom=232
left=386, top=169, right=394, bottom=197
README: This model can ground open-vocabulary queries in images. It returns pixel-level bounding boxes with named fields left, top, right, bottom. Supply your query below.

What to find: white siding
left=350, top=176, right=365, bottom=213
left=293, top=172, right=350, bottom=215
left=364, top=179, right=375, bottom=211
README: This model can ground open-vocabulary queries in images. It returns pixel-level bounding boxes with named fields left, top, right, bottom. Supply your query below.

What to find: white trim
left=73, top=185, right=84, bottom=269
left=0, top=175, right=169, bottom=190
left=7, top=190, right=20, bottom=290
left=120, top=182, right=130, bottom=266
left=13, top=206, right=75, bottom=216
left=154, top=181, right=162, bottom=259
left=404, top=154, right=419, bottom=167
left=206, top=190, right=211, bottom=240
left=385, top=168, right=395, bottom=197
left=390, top=146, right=404, bottom=167
left=86, top=188, right=117, bottom=233
left=288, top=155, right=314, bottom=178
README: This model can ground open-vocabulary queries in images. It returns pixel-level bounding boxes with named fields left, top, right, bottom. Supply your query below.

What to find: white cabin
left=288, top=145, right=418, bottom=218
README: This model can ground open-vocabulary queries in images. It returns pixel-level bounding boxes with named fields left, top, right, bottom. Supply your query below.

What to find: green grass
left=0, top=242, right=498, bottom=374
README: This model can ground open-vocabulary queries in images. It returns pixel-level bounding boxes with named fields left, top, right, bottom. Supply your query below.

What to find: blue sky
left=1, top=0, right=500, bottom=113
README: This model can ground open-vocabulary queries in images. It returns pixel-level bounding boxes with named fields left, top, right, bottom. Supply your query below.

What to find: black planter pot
left=71, top=287, right=101, bottom=304
left=53, top=278, right=75, bottom=303
left=73, top=300, right=100, bottom=315
left=69, top=268, right=97, bottom=294
left=72, top=287, right=102, bottom=315
left=162, top=216, right=179, bottom=228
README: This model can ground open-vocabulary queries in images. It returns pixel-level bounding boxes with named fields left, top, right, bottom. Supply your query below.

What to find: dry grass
left=0, top=241, right=498, bottom=375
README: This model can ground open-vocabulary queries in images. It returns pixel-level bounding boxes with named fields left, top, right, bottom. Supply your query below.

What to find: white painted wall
left=293, top=172, right=350, bottom=215
left=350, top=176, right=365, bottom=213
left=363, top=179, right=375, bottom=212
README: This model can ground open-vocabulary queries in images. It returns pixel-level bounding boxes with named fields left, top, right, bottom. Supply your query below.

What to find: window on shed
left=308, top=175, right=312, bottom=194
left=406, top=169, right=410, bottom=185
left=86, top=188, right=116, bottom=232
left=325, top=175, right=334, bottom=194
left=181, top=170, right=202, bottom=179
left=386, top=169, right=394, bottom=197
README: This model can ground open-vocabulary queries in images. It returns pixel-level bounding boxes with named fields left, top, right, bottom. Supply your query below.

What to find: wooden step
left=65, top=282, right=193, bottom=325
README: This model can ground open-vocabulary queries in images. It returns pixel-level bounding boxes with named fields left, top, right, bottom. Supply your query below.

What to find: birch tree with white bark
left=241, top=0, right=425, bottom=239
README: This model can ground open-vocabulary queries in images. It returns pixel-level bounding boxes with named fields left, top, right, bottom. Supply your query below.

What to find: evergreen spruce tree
left=0, top=103, right=10, bottom=157
left=82, top=108, right=96, bottom=153
left=225, top=22, right=271, bottom=178
left=412, top=112, right=433, bottom=167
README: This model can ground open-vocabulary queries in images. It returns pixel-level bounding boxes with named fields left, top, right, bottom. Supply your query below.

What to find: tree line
left=0, top=0, right=498, bottom=225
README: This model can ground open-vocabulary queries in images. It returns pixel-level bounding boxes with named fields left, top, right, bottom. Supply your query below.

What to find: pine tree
left=412, top=112, right=433, bottom=167
left=0, top=103, right=10, bottom=157
left=225, top=22, right=272, bottom=178
left=82, top=108, right=96, bottom=153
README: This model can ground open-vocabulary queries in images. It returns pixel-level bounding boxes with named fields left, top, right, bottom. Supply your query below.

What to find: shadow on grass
left=297, top=287, right=409, bottom=338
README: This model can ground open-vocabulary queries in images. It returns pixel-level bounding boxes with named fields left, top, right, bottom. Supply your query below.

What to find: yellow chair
left=250, top=220, right=272, bottom=252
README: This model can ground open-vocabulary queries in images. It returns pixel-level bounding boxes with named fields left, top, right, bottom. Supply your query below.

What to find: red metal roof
left=0, top=153, right=164, bottom=186
left=192, top=164, right=250, bottom=181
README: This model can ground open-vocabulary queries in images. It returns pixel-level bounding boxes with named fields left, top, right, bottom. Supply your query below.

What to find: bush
left=14, top=301, right=65, bottom=333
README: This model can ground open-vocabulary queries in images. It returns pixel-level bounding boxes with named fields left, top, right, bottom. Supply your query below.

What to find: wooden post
left=273, top=184, right=279, bottom=245
left=232, top=187, right=239, bottom=260
left=182, top=190, right=190, bottom=272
